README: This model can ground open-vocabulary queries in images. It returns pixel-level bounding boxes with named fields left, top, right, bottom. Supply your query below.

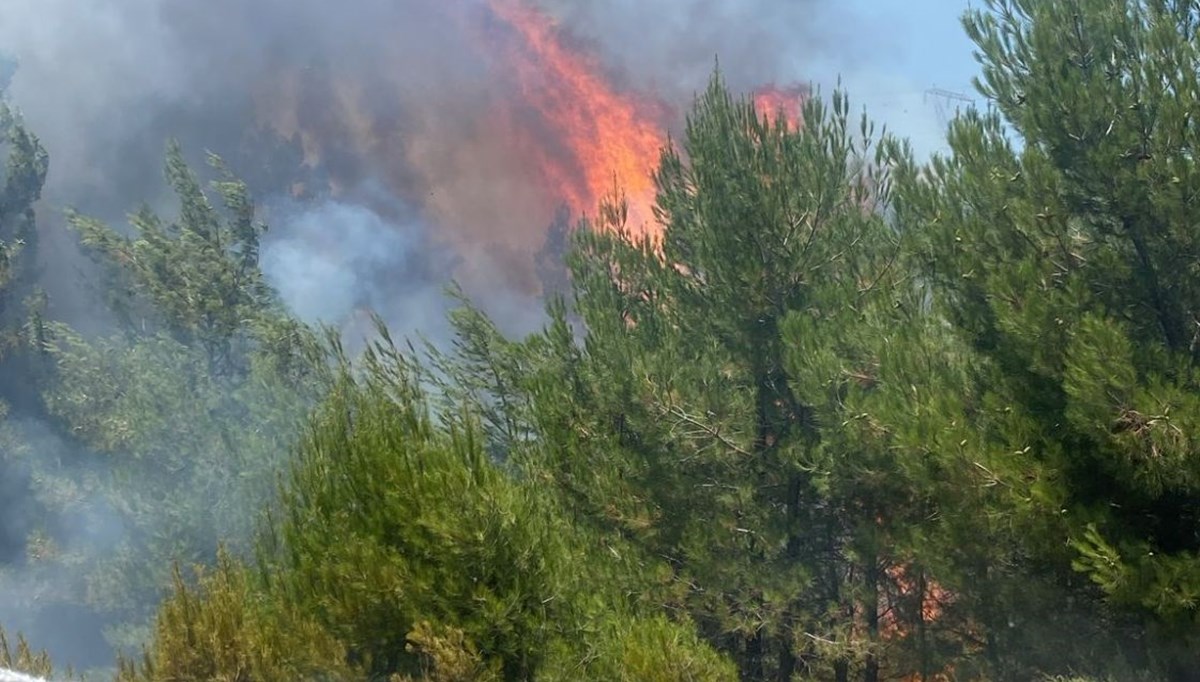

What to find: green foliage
left=269, top=343, right=571, bottom=678
left=0, top=103, right=49, bottom=399
left=394, top=620, right=501, bottom=682
left=434, top=72, right=938, bottom=680
left=0, top=104, right=47, bottom=298
left=8, top=143, right=329, bottom=654
left=434, top=42, right=1200, bottom=674
left=114, top=549, right=351, bottom=682
left=884, top=0, right=1200, bottom=675
left=574, top=614, right=738, bottom=682
left=35, top=324, right=319, bottom=617
left=272, top=332, right=730, bottom=679
left=121, top=330, right=734, bottom=681
left=9, top=2, right=1200, bottom=679
left=66, top=140, right=282, bottom=376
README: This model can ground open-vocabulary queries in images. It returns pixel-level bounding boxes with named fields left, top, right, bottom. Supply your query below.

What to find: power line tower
left=924, top=88, right=975, bottom=127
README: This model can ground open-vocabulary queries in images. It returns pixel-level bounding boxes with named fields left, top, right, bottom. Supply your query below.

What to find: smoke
left=258, top=193, right=459, bottom=345
left=0, top=0, right=852, bottom=312
left=536, top=0, right=844, bottom=98
left=0, top=0, right=905, bottom=669
left=0, top=670, right=47, bottom=682
left=0, top=446, right=33, bottom=566
left=0, top=418, right=127, bottom=673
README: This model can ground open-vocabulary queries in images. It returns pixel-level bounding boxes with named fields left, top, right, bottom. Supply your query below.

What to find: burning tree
left=436, top=71, right=949, bottom=681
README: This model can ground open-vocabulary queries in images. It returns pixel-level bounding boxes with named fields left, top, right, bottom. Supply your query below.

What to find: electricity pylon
left=924, top=87, right=975, bottom=127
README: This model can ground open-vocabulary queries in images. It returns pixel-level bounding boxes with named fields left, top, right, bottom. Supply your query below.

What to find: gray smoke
left=0, top=0, right=932, bottom=669
left=258, top=194, right=458, bottom=344
left=0, top=418, right=125, bottom=673
left=538, top=0, right=848, bottom=98
left=0, top=0, right=850, bottom=321
left=0, top=0, right=837, bottom=188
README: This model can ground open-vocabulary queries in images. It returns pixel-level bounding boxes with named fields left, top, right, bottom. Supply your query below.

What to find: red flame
left=480, top=2, right=815, bottom=240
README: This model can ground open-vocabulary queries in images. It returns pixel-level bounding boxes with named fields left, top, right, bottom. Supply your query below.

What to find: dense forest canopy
left=1, top=0, right=1200, bottom=680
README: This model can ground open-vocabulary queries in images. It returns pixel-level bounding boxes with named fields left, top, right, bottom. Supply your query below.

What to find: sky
left=807, top=0, right=983, bottom=158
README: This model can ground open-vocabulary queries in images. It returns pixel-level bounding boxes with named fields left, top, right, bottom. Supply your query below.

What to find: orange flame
left=883, top=564, right=952, bottom=637
left=753, top=83, right=808, bottom=130
left=255, top=0, right=816, bottom=296
left=480, top=0, right=667, bottom=240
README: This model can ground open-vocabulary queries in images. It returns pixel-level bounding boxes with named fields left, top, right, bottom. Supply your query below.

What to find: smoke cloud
left=0, top=418, right=127, bottom=672
left=537, top=0, right=844, bottom=98
left=0, top=0, right=851, bottom=331
left=0, top=0, right=914, bottom=669
left=258, top=195, right=458, bottom=345
left=0, top=669, right=47, bottom=682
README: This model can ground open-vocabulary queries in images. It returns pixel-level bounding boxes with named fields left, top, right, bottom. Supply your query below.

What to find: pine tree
left=888, top=0, right=1200, bottom=676
left=65, top=140, right=293, bottom=377
left=0, top=102, right=49, bottom=407
left=0, top=102, right=48, bottom=567
left=437, top=72, right=930, bottom=680
left=12, top=142, right=327, bottom=655
left=116, top=328, right=736, bottom=681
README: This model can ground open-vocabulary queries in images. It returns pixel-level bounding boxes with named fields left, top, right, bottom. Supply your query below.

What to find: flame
left=254, top=0, right=814, bottom=295
left=883, top=564, right=952, bottom=637
left=753, top=83, right=808, bottom=130
left=478, top=0, right=667, bottom=239
left=882, top=563, right=959, bottom=682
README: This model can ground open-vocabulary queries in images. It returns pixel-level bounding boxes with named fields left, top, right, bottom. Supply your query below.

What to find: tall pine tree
left=889, top=0, right=1200, bottom=676
left=0, top=101, right=49, bottom=565
left=0, top=102, right=48, bottom=408
left=436, top=73, right=936, bottom=681
left=7, top=142, right=327, bottom=658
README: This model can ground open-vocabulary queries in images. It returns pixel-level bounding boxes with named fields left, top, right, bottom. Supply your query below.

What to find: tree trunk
left=778, top=636, right=796, bottom=682
left=746, top=629, right=766, bottom=681
left=834, top=659, right=850, bottom=682
left=917, top=570, right=931, bottom=681
left=864, top=553, right=880, bottom=682
left=1123, top=214, right=1186, bottom=353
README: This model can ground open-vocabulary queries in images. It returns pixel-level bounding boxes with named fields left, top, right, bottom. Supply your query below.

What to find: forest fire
left=255, top=0, right=810, bottom=290
left=471, top=0, right=810, bottom=242
left=753, top=84, right=809, bottom=130
left=480, top=0, right=668, bottom=240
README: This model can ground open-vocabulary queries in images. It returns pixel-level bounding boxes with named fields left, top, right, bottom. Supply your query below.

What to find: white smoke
left=0, top=668, right=47, bottom=682
left=259, top=196, right=458, bottom=346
